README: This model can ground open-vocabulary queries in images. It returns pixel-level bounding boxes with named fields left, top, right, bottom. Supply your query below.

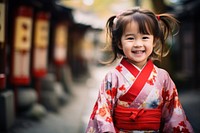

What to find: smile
left=132, top=50, right=145, bottom=54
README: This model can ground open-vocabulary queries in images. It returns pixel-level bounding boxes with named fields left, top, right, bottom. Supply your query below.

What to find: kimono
left=86, top=58, right=194, bottom=133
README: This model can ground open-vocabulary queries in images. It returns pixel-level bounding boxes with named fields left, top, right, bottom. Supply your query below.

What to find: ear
left=118, top=42, right=122, bottom=50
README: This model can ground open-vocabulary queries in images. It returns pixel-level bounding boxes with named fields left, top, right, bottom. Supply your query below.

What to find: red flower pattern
left=106, top=87, right=117, bottom=99
left=119, top=85, right=126, bottom=91
left=90, top=102, right=98, bottom=119
left=162, top=89, right=168, bottom=101
left=116, top=65, right=122, bottom=72
left=146, top=68, right=157, bottom=85
left=106, top=99, right=112, bottom=109
left=147, top=77, right=155, bottom=85
left=106, top=117, right=112, bottom=123
left=172, top=88, right=182, bottom=108
left=99, top=107, right=107, bottom=117
left=173, top=121, right=190, bottom=133
left=173, top=126, right=181, bottom=133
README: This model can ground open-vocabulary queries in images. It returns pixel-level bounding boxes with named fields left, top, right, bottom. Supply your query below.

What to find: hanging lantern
left=54, top=22, right=68, bottom=66
left=10, top=6, right=33, bottom=85
left=32, top=11, right=50, bottom=78
left=0, top=0, right=6, bottom=89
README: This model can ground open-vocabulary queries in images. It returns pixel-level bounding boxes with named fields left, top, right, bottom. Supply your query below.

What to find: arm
left=86, top=71, right=118, bottom=133
left=161, top=71, right=194, bottom=133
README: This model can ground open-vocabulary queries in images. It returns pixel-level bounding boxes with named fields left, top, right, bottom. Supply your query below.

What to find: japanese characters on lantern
left=11, top=6, right=33, bottom=85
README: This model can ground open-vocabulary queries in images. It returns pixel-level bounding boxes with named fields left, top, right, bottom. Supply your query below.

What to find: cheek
left=146, top=42, right=154, bottom=53
left=150, top=40, right=154, bottom=49
left=149, top=43, right=154, bottom=51
left=150, top=46, right=154, bottom=53
left=121, top=44, right=131, bottom=52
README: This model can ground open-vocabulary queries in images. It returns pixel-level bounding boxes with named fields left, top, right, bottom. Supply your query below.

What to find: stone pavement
left=1, top=65, right=200, bottom=133
left=0, top=65, right=112, bottom=133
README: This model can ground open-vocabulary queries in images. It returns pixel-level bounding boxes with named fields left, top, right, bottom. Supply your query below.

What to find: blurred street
left=1, top=64, right=200, bottom=133
left=0, top=65, right=113, bottom=133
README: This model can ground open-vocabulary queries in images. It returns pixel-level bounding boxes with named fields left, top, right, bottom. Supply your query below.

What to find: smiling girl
left=86, top=7, right=194, bottom=133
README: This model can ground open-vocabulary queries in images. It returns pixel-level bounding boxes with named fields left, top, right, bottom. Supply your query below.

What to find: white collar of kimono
left=120, top=57, right=147, bottom=71
left=131, top=62, right=147, bottom=71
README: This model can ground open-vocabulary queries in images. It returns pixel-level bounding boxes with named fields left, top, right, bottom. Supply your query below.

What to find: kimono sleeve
left=161, top=70, right=194, bottom=133
left=85, top=71, right=118, bottom=133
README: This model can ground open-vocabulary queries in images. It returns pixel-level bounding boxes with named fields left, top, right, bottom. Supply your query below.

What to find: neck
left=126, top=59, right=148, bottom=70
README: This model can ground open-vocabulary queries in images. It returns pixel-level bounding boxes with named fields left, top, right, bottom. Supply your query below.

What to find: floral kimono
left=86, top=58, right=194, bottom=133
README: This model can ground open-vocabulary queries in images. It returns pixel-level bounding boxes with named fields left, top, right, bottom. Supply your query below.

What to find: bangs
left=133, top=13, right=155, bottom=35
left=120, top=12, right=155, bottom=35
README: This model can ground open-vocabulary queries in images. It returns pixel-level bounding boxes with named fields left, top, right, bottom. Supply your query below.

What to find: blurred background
left=0, top=0, right=200, bottom=133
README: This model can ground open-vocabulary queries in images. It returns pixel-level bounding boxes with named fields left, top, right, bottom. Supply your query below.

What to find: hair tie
left=113, top=17, right=118, bottom=24
left=113, top=17, right=118, bottom=29
left=157, top=15, right=160, bottom=21
left=113, top=11, right=124, bottom=28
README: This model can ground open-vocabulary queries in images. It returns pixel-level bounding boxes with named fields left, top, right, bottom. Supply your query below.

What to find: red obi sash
left=114, top=105, right=161, bottom=131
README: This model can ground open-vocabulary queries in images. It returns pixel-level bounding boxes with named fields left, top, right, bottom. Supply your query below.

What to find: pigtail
left=157, top=14, right=179, bottom=41
left=100, top=16, right=117, bottom=64
left=106, top=16, right=116, bottom=43
left=155, top=14, right=179, bottom=60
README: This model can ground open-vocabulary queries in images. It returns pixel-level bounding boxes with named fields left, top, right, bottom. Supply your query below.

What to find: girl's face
left=120, top=20, right=154, bottom=69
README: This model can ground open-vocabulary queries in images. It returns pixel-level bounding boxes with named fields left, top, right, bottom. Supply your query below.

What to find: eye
left=142, top=36, right=149, bottom=40
left=127, top=37, right=134, bottom=40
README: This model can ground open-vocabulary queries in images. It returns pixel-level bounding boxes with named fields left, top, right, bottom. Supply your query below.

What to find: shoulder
left=154, top=65, right=175, bottom=88
left=154, top=65, right=170, bottom=78
left=104, top=67, right=122, bottom=81
left=100, top=67, right=123, bottom=89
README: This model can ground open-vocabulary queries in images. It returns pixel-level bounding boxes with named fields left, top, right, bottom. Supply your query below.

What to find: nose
left=134, top=40, right=143, bottom=47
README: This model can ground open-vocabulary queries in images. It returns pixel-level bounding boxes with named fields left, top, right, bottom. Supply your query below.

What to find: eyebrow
left=125, top=32, right=148, bottom=36
left=125, top=33, right=135, bottom=36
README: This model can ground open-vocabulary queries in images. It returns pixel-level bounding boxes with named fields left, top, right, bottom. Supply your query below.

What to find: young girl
left=86, top=7, right=194, bottom=133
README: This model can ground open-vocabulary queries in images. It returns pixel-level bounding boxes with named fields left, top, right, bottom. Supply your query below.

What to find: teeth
left=133, top=50, right=144, bottom=54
